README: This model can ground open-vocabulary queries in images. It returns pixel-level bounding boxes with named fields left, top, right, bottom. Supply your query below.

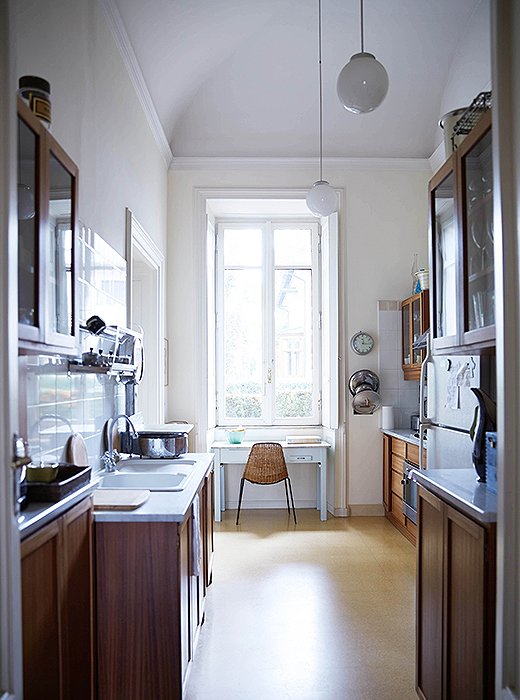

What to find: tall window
left=216, top=220, right=321, bottom=425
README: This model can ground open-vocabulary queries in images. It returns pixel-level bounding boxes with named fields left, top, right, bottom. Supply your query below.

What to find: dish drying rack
left=452, top=91, right=492, bottom=151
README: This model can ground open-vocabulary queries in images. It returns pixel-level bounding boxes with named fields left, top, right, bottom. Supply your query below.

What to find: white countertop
left=410, top=467, right=497, bottom=524
left=381, top=428, right=421, bottom=447
left=92, top=452, right=214, bottom=523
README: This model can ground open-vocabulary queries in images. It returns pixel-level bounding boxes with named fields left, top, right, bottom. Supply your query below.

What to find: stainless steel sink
left=98, top=470, right=191, bottom=491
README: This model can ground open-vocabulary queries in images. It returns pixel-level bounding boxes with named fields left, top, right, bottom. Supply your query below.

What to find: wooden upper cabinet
left=17, top=96, right=79, bottom=354
left=401, top=290, right=429, bottom=380
left=429, top=109, right=494, bottom=354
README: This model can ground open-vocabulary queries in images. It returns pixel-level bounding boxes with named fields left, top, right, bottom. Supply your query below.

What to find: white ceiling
left=114, top=0, right=485, bottom=159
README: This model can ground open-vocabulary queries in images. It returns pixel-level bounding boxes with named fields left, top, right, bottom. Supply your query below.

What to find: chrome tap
left=103, top=413, right=138, bottom=472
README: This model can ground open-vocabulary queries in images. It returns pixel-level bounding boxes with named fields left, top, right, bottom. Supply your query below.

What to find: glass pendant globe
left=337, top=52, right=389, bottom=114
left=306, top=180, right=337, bottom=217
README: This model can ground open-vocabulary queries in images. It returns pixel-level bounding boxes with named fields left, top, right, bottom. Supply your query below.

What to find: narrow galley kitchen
left=185, top=510, right=416, bottom=700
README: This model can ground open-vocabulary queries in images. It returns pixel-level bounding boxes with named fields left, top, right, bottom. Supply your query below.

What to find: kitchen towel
left=191, top=494, right=202, bottom=576
left=381, top=406, right=395, bottom=430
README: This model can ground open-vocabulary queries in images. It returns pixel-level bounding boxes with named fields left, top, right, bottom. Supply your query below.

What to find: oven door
left=402, top=459, right=418, bottom=525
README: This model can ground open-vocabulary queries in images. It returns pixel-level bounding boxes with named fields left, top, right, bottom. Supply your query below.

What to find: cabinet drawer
left=407, top=443, right=419, bottom=465
left=392, top=453, right=404, bottom=473
left=391, top=469, right=403, bottom=497
left=391, top=492, right=405, bottom=525
left=392, top=439, right=406, bottom=459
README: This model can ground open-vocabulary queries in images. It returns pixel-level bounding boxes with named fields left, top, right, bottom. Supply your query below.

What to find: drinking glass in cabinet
left=432, top=170, right=457, bottom=339
left=463, top=128, right=494, bottom=332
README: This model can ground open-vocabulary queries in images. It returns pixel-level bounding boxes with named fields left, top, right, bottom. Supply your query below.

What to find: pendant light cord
left=360, top=0, right=364, bottom=52
left=318, top=0, right=323, bottom=181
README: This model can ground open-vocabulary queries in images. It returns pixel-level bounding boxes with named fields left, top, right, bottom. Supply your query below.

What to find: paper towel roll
left=381, top=406, right=395, bottom=430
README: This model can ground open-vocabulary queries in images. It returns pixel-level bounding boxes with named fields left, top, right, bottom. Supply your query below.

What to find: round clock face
left=351, top=331, right=374, bottom=355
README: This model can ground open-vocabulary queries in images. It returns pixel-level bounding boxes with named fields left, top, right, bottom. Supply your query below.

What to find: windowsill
left=210, top=425, right=335, bottom=444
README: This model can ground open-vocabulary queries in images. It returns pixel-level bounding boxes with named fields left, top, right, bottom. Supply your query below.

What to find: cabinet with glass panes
left=429, top=109, right=494, bottom=354
left=401, top=290, right=429, bottom=380
left=17, top=96, right=79, bottom=353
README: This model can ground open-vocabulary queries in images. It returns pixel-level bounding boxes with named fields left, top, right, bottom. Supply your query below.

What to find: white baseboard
left=348, top=504, right=385, bottom=516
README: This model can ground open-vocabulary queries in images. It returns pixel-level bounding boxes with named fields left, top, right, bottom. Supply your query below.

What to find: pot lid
left=352, top=389, right=382, bottom=415
left=349, top=369, right=380, bottom=396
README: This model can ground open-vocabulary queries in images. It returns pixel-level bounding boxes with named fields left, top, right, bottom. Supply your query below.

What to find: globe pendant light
left=337, top=0, right=388, bottom=114
left=306, top=0, right=337, bottom=218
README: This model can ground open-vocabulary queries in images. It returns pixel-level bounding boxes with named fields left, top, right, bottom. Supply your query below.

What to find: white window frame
left=215, top=218, right=321, bottom=426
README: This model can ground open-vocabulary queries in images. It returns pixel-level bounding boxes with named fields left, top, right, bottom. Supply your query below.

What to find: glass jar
left=18, top=75, right=51, bottom=128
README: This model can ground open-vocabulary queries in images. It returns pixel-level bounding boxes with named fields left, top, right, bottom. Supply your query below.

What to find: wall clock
left=350, top=331, right=374, bottom=355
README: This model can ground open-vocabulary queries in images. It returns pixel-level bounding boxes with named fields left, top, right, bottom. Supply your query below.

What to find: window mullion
left=264, top=221, right=275, bottom=424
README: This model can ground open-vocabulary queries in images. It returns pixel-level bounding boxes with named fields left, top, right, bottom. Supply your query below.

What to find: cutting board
left=93, top=489, right=150, bottom=510
left=66, top=433, right=89, bottom=467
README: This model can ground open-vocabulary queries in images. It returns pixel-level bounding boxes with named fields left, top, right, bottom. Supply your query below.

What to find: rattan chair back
left=242, top=442, right=289, bottom=484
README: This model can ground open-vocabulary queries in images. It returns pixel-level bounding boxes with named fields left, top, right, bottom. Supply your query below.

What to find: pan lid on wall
left=348, top=369, right=380, bottom=396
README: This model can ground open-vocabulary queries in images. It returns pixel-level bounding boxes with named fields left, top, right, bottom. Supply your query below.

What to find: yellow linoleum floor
left=186, top=509, right=417, bottom=700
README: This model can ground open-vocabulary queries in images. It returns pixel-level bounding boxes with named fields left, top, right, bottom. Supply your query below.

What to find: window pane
left=274, top=269, right=313, bottom=418
left=223, top=269, right=262, bottom=418
left=223, top=228, right=262, bottom=267
left=274, top=228, right=312, bottom=266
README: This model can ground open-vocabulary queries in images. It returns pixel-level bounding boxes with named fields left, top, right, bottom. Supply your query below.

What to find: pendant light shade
left=337, top=51, right=388, bottom=114
left=337, top=0, right=388, bottom=114
left=306, top=180, right=337, bottom=217
left=307, top=0, right=337, bottom=218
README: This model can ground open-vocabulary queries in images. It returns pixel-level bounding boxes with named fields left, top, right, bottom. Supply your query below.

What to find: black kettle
left=470, top=388, right=497, bottom=482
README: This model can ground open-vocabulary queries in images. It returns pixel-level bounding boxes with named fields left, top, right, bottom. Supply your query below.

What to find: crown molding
left=100, top=0, right=173, bottom=167
left=429, top=141, right=447, bottom=173
left=170, top=156, right=431, bottom=172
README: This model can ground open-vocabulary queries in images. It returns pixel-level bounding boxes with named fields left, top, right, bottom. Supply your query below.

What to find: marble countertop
left=18, top=453, right=214, bottom=536
left=18, top=479, right=98, bottom=539
left=381, top=428, right=421, bottom=447
left=92, top=452, right=214, bottom=524
left=410, top=468, right=497, bottom=524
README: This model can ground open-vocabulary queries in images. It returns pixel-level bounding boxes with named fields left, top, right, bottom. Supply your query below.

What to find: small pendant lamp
left=306, top=0, right=337, bottom=218
left=337, top=0, right=389, bottom=114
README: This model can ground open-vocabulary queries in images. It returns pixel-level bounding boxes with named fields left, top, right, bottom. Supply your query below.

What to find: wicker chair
left=236, top=442, right=297, bottom=524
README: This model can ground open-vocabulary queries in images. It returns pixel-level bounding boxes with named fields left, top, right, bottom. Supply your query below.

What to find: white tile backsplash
left=377, top=300, right=420, bottom=429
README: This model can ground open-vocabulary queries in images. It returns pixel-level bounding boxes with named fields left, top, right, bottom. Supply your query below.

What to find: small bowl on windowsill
left=227, top=428, right=246, bottom=445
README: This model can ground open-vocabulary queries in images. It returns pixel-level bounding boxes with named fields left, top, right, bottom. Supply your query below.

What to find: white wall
left=13, top=0, right=167, bottom=257
left=166, top=163, right=430, bottom=511
left=438, top=0, right=492, bottom=143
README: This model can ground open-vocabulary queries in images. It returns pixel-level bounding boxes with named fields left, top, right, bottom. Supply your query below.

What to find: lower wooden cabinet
left=383, top=435, right=421, bottom=544
left=416, top=485, right=496, bottom=700
left=95, top=468, right=214, bottom=700
left=20, top=496, right=94, bottom=700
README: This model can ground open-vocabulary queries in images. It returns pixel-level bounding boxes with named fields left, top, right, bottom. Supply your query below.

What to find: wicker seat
left=236, top=442, right=297, bottom=524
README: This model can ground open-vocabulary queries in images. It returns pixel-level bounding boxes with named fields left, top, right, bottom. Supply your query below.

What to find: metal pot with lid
left=348, top=370, right=382, bottom=415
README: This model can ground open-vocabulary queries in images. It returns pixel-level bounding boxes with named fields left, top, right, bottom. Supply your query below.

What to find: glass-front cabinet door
left=17, top=97, right=78, bottom=353
left=17, top=101, right=45, bottom=342
left=459, top=110, right=494, bottom=346
left=429, top=157, right=458, bottom=351
left=45, top=138, right=78, bottom=348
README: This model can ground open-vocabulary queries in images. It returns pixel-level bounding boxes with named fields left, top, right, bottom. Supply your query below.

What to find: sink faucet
left=103, top=413, right=138, bottom=472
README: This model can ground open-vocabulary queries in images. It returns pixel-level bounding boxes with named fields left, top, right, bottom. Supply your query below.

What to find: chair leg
left=287, top=477, right=297, bottom=524
left=236, top=478, right=246, bottom=525
left=283, top=478, right=290, bottom=514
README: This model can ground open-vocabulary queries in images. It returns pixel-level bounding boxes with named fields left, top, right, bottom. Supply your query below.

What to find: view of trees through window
left=217, top=222, right=320, bottom=424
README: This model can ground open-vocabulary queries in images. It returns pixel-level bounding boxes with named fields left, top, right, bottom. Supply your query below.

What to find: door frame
left=125, top=208, right=165, bottom=424
left=0, top=2, right=23, bottom=697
